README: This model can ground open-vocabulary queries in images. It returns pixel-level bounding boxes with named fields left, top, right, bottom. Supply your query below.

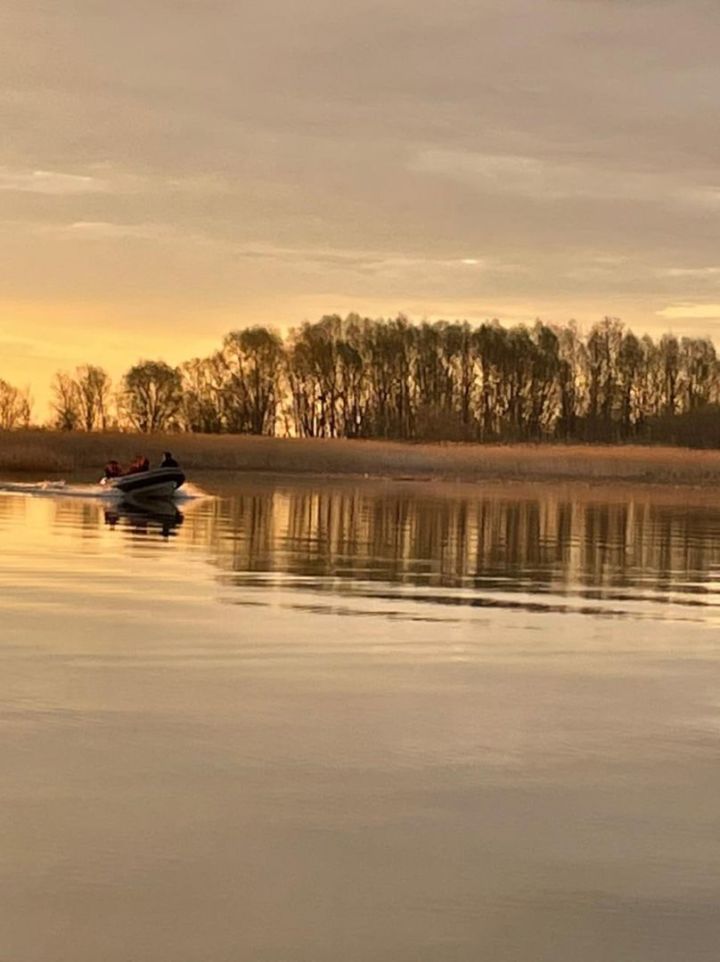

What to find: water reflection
left=3, top=480, right=720, bottom=618
left=185, top=484, right=720, bottom=620
left=104, top=500, right=185, bottom=539
left=3, top=480, right=720, bottom=962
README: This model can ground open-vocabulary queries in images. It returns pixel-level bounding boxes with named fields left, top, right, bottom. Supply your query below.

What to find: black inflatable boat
left=100, top=466, right=186, bottom=499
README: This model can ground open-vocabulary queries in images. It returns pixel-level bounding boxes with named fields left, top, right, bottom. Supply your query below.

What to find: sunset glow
left=3, top=0, right=720, bottom=413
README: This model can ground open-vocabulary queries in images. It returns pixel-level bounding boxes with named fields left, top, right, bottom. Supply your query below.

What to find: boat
left=100, top=466, right=186, bottom=500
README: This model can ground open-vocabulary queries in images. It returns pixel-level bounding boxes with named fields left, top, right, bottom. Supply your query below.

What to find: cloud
left=230, top=242, right=516, bottom=278
left=657, top=303, right=720, bottom=320
left=0, top=336, right=50, bottom=360
left=2, top=0, right=720, bottom=363
left=661, top=267, right=720, bottom=278
left=40, top=220, right=226, bottom=248
left=64, top=221, right=165, bottom=240
left=0, top=167, right=109, bottom=195
left=409, top=148, right=720, bottom=212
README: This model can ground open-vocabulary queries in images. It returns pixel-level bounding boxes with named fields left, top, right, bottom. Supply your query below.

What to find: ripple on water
left=3, top=482, right=720, bottom=962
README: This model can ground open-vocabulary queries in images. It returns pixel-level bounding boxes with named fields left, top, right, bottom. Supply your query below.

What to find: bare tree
left=180, top=357, right=224, bottom=433
left=220, top=327, right=284, bottom=434
left=52, top=372, right=81, bottom=431
left=120, top=361, right=183, bottom=432
left=75, top=365, right=112, bottom=431
left=0, top=380, right=31, bottom=429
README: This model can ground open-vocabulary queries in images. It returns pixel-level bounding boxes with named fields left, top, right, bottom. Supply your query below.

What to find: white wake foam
left=0, top=480, right=208, bottom=501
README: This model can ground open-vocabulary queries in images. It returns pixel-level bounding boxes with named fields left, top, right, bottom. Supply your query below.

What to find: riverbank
left=3, top=430, right=720, bottom=486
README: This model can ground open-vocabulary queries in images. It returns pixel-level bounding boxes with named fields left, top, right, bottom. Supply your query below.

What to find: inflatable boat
left=100, top=466, right=186, bottom=500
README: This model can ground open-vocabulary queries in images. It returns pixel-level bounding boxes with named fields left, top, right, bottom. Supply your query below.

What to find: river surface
left=2, top=476, right=720, bottom=962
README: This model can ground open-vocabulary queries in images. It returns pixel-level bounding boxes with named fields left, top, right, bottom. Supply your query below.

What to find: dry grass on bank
left=3, top=430, right=720, bottom=486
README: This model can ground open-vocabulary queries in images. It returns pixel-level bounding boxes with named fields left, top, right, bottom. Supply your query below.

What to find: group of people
left=104, top=451, right=179, bottom=479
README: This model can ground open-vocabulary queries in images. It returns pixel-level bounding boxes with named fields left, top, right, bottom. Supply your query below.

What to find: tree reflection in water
left=187, top=484, right=720, bottom=611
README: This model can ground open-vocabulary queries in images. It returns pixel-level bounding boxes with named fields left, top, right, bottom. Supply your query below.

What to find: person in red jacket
left=127, top=455, right=150, bottom=474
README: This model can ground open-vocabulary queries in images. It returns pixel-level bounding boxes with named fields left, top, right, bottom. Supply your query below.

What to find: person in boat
left=160, top=451, right=179, bottom=468
left=103, top=459, right=123, bottom=479
left=127, top=454, right=150, bottom=474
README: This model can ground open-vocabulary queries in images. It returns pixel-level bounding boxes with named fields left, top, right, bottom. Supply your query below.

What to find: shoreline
left=2, top=430, right=720, bottom=488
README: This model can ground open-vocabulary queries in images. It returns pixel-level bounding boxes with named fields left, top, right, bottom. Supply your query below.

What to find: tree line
left=3, top=315, right=720, bottom=445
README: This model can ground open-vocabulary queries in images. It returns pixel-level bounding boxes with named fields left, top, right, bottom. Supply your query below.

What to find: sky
left=2, top=0, right=720, bottom=413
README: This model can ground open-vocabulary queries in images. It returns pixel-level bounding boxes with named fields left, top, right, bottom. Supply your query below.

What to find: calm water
left=3, top=477, right=720, bottom=962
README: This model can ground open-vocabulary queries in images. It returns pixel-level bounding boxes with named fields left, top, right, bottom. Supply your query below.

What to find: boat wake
left=0, top=480, right=208, bottom=501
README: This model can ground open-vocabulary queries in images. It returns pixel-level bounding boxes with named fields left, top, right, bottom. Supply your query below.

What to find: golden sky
left=3, top=0, right=720, bottom=413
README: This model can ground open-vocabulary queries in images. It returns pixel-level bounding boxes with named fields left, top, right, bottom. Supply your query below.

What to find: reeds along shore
left=3, top=431, right=720, bottom=486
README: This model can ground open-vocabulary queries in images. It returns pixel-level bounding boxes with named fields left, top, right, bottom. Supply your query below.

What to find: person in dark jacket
left=160, top=451, right=179, bottom=468
left=104, top=459, right=122, bottom=479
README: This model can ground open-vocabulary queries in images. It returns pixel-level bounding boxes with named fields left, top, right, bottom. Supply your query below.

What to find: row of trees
left=2, top=315, right=720, bottom=443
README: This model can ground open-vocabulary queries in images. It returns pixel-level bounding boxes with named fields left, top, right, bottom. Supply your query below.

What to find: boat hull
left=103, top=467, right=186, bottom=500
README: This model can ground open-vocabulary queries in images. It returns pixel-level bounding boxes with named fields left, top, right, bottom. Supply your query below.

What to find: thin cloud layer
left=1, top=0, right=720, bottom=406
left=0, top=168, right=108, bottom=195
